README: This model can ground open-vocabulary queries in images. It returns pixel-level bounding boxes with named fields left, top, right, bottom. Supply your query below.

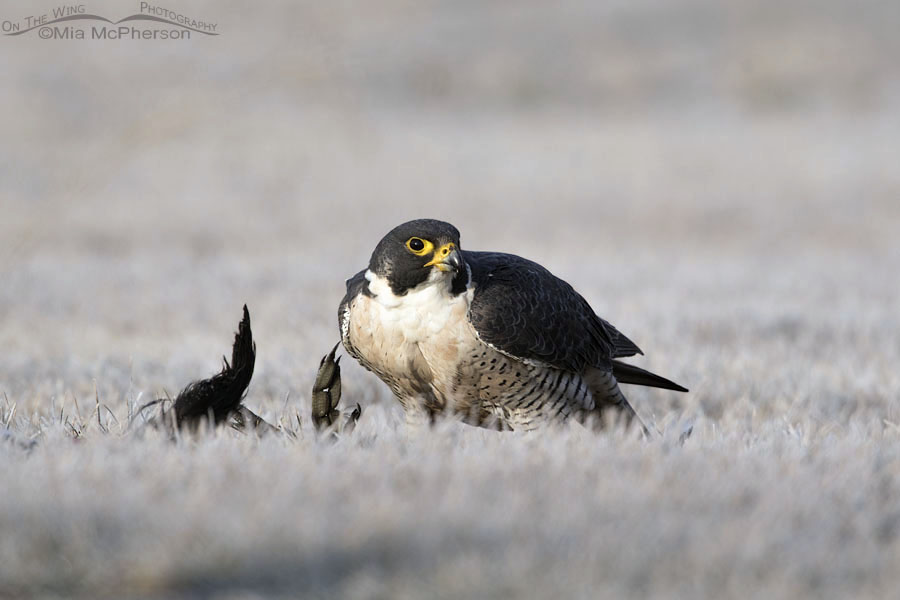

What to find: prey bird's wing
left=173, top=304, right=256, bottom=425
left=465, top=251, right=642, bottom=373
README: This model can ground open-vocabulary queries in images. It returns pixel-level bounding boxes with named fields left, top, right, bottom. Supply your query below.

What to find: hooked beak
left=424, top=242, right=461, bottom=273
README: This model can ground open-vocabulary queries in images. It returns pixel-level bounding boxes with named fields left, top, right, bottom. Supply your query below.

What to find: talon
left=312, top=343, right=343, bottom=430
left=341, top=403, right=362, bottom=434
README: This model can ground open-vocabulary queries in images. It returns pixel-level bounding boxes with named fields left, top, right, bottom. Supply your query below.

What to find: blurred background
left=2, top=0, right=899, bottom=423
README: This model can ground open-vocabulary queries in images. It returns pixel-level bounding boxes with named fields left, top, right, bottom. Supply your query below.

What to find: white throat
left=366, top=267, right=459, bottom=306
left=364, top=267, right=473, bottom=341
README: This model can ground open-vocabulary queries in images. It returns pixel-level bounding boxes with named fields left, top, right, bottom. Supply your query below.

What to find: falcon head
left=368, top=219, right=465, bottom=295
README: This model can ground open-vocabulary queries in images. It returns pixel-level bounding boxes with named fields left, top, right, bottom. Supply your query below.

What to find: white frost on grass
left=1, top=411, right=899, bottom=599
left=3, top=0, right=900, bottom=597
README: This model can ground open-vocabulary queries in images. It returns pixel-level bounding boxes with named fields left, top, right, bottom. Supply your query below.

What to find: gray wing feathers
left=611, top=360, right=688, bottom=392
left=466, top=251, right=642, bottom=373
left=601, top=319, right=644, bottom=358
left=339, top=270, right=368, bottom=318
left=338, top=269, right=369, bottom=349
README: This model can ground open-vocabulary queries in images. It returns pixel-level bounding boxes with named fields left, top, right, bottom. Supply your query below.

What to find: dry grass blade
left=3, top=402, right=15, bottom=428
left=94, top=380, right=107, bottom=434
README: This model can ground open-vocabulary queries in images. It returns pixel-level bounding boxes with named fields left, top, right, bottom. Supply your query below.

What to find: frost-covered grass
left=2, top=407, right=900, bottom=599
left=3, top=150, right=900, bottom=600
left=3, top=0, right=900, bottom=597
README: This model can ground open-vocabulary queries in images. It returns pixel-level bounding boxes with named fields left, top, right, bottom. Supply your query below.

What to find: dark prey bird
left=141, top=305, right=359, bottom=435
left=338, top=219, right=687, bottom=431
left=138, top=305, right=274, bottom=434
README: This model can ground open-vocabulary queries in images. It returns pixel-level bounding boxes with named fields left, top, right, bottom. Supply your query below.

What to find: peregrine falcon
left=339, top=219, right=686, bottom=431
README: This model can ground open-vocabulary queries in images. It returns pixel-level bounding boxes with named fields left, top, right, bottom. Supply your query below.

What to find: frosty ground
left=3, top=0, right=900, bottom=598
left=3, top=108, right=899, bottom=598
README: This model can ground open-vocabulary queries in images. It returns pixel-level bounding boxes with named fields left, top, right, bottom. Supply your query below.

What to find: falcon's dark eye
left=405, top=237, right=432, bottom=256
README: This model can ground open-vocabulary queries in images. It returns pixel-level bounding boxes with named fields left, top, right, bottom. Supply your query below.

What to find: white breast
left=348, top=268, right=476, bottom=401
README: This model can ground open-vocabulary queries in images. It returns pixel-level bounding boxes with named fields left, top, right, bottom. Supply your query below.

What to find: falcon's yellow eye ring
left=406, top=237, right=433, bottom=256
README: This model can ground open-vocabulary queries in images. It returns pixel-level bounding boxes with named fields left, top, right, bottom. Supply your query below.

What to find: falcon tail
left=611, top=360, right=688, bottom=393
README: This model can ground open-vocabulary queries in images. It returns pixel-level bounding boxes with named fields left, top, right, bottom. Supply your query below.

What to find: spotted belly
left=449, top=346, right=599, bottom=430
left=343, top=290, right=604, bottom=430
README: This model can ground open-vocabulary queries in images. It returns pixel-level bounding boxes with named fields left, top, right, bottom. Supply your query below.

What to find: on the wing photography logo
left=2, top=3, right=217, bottom=40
